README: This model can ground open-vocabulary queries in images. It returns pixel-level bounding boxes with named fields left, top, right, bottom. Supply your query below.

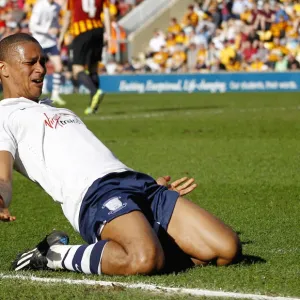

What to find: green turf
left=0, top=279, right=207, bottom=300
left=0, top=92, right=300, bottom=299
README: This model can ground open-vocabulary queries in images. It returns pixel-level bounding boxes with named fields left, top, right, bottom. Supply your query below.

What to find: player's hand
left=0, top=207, right=16, bottom=222
left=57, top=40, right=61, bottom=51
left=48, top=27, right=58, bottom=36
left=156, top=176, right=197, bottom=196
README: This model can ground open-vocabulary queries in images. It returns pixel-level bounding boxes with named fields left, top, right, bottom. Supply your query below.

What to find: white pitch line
left=82, top=106, right=300, bottom=121
left=0, top=273, right=299, bottom=300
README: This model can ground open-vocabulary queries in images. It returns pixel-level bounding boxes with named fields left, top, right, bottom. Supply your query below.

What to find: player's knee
left=129, top=246, right=165, bottom=275
left=218, top=233, right=242, bottom=265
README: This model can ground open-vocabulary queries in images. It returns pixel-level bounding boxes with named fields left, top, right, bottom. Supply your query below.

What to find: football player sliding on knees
left=0, top=33, right=242, bottom=276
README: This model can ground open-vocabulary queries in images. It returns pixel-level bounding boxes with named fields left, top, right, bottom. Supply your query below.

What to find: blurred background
left=1, top=0, right=300, bottom=93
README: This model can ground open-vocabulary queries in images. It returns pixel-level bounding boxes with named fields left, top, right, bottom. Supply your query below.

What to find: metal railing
left=118, top=0, right=171, bottom=34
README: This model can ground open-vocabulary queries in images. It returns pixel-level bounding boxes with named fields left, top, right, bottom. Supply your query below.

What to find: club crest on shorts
left=102, top=197, right=127, bottom=215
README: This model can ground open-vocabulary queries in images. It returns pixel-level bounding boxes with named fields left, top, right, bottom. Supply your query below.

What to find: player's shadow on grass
left=238, top=254, right=266, bottom=265
left=141, top=105, right=225, bottom=113
left=157, top=228, right=266, bottom=274
left=237, top=233, right=266, bottom=265
left=111, top=106, right=225, bottom=115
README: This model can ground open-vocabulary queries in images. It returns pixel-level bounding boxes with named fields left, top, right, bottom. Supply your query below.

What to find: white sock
left=51, top=72, right=61, bottom=98
left=46, top=244, right=73, bottom=269
left=46, top=240, right=108, bottom=274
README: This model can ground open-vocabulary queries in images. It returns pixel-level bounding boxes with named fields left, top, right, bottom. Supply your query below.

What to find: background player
left=59, top=0, right=110, bottom=115
left=29, top=0, right=66, bottom=106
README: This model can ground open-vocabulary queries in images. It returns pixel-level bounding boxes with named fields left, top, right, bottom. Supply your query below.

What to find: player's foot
left=51, top=95, right=67, bottom=106
left=11, top=230, right=69, bottom=271
left=84, top=89, right=105, bottom=115
left=84, top=107, right=93, bottom=115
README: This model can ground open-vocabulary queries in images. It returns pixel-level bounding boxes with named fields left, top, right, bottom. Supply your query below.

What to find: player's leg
left=12, top=172, right=167, bottom=275
left=50, top=173, right=166, bottom=275
left=99, top=211, right=165, bottom=275
left=71, top=30, right=101, bottom=114
left=46, top=212, right=164, bottom=275
left=72, top=62, right=98, bottom=102
left=12, top=212, right=164, bottom=275
left=84, top=28, right=105, bottom=115
left=167, top=197, right=241, bottom=266
left=84, top=61, right=105, bottom=115
left=47, top=47, right=66, bottom=105
left=67, top=43, right=79, bottom=93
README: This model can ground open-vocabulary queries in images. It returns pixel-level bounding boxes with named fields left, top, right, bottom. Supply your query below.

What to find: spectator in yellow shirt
left=175, top=31, right=189, bottom=47
left=240, top=7, right=253, bottom=25
left=168, top=45, right=187, bottom=72
left=195, top=44, right=208, bottom=71
left=165, top=32, right=177, bottom=54
left=270, top=15, right=288, bottom=38
left=225, top=57, right=242, bottom=72
left=195, top=56, right=208, bottom=71
left=196, top=44, right=207, bottom=63
left=268, top=37, right=290, bottom=63
left=285, top=20, right=299, bottom=39
left=248, top=55, right=269, bottom=71
left=152, top=46, right=169, bottom=72
left=293, top=0, right=300, bottom=16
left=167, top=18, right=182, bottom=35
left=182, top=5, right=199, bottom=29
left=220, top=40, right=236, bottom=66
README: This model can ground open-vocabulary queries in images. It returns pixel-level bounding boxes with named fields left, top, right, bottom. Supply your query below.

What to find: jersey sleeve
left=0, top=116, right=17, bottom=159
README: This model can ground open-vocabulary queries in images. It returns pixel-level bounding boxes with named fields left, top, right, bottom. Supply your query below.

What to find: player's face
left=6, top=42, right=47, bottom=101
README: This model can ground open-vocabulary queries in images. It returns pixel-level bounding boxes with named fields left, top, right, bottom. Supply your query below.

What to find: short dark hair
left=0, top=33, right=39, bottom=62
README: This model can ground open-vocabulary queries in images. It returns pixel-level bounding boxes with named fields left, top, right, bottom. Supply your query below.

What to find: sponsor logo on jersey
left=44, top=113, right=82, bottom=129
left=102, top=197, right=127, bottom=215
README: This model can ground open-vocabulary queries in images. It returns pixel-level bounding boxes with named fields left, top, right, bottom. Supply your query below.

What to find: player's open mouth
left=32, top=79, right=44, bottom=87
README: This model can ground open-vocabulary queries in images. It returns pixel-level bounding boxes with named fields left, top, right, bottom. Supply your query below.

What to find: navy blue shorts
left=79, top=171, right=179, bottom=244
left=43, top=45, right=60, bottom=56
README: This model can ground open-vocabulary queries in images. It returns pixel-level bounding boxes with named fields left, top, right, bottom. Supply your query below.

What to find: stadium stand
left=134, top=0, right=300, bottom=74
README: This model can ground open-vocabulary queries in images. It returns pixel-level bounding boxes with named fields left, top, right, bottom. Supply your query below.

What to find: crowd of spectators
left=125, top=0, right=300, bottom=74
left=2, top=0, right=300, bottom=75
left=0, top=0, right=142, bottom=40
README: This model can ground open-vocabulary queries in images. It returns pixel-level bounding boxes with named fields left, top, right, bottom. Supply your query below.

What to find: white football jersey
left=0, top=97, right=130, bottom=231
left=29, top=0, right=61, bottom=49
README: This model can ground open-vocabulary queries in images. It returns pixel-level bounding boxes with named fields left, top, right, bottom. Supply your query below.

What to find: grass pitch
left=0, top=92, right=299, bottom=299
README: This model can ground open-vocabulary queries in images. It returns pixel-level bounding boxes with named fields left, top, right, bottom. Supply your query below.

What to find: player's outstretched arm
left=156, top=175, right=197, bottom=196
left=0, top=151, right=15, bottom=222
